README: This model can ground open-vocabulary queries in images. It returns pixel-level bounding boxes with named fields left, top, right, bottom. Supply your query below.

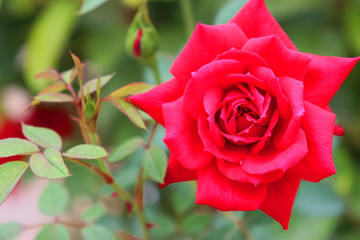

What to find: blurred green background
left=0, top=0, right=360, bottom=239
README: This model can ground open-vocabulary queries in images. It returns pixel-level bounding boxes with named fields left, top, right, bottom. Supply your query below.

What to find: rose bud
left=125, top=3, right=159, bottom=62
left=129, top=0, right=359, bottom=230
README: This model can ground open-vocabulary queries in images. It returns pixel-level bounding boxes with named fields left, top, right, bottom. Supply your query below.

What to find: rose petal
left=184, top=60, right=266, bottom=119
left=260, top=174, right=301, bottom=230
left=159, top=154, right=197, bottom=188
left=128, top=78, right=184, bottom=126
left=303, top=54, right=360, bottom=108
left=217, top=159, right=284, bottom=186
left=288, top=101, right=336, bottom=182
left=163, top=98, right=215, bottom=170
left=242, top=35, right=310, bottom=80
left=170, top=23, right=248, bottom=85
left=196, top=162, right=267, bottom=211
left=198, top=112, right=248, bottom=163
left=272, top=76, right=305, bottom=149
left=230, top=0, right=297, bottom=50
left=242, top=129, right=308, bottom=175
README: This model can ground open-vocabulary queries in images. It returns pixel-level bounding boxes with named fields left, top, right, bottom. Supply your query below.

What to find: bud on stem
left=125, top=3, right=159, bottom=62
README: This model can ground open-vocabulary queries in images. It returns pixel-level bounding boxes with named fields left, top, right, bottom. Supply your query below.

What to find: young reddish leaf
left=35, top=67, right=62, bottom=82
left=70, top=51, right=83, bottom=85
left=34, top=92, right=74, bottom=103
left=22, top=123, right=62, bottom=149
left=142, top=145, right=168, bottom=183
left=62, top=144, right=108, bottom=159
left=107, top=137, right=144, bottom=163
left=30, top=148, right=70, bottom=179
left=107, top=97, right=147, bottom=130
left=78, top=73, right=116, bottom=98
left=31, top=81, right=67, bottom=106
left=0, top=138, right=39, bottom=157
left=109, top=82, right=153, bottom=98
left=0, top=161, right=28, bottom=205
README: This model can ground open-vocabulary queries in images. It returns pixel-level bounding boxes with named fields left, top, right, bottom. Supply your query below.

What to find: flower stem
left=179, top=0, right=195, bottom=38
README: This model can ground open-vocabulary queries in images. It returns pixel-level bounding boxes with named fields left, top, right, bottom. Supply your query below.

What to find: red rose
left=129, top=0, right=359, bottom=229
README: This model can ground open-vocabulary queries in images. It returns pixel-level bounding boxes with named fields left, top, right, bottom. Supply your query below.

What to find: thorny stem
left=223, top=212, right=256, bottom=240
left=71, top=96, right=151, bottom=240
left=180, top=0, right=195, bottom=39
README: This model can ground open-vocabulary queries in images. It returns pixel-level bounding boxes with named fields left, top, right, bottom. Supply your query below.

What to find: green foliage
left=22, top=123, right=62, bottom=149
left=182, top=213, right=212, bottom=235
left=142, top=145, right=167, bottom=183
left=0, top=223, right=22, bottom=240
left=169, top=183, right=196, bottom=214
left=30, top=149, right=70, bottom=179
left=0, top=138, right=39, bottom=157
left=107, top=97, right=147, bottom=130
left=109, top=82, right=154, bottom=98
left=62, top=144, right=108, bottom=159
left=24, top=0, right=77, bottom=92
left=81, top=202, right=107, bottom=222
left=39, top=182, right=69, bottom=217
left=0, top=161, right=28, bottom=205
left=108, top=137, right=144, bottom=163
left=80, top=73, right=115, bottom=98
left=81, top=224, right=116, bottom=240
left=214, top=0, right=247, bottom=24
left=35, top=224, right=70, bottom=240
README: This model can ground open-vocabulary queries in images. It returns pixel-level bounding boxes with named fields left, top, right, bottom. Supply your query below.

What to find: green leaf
left=85, top=93, right=96, bottom=120
left=79, top=73, right=115, bottom=98
left=31, top=82, right=67, bottom=106
left=24, top=0, right=77, bottom=92
left=39, top=182, right=69, bottom=216
left=0, top=161, right=28, bottom=205
left=78, top=0, right=109, bottom=15
left=107, top=137, right=144, bottom=163
left=107, top=97, right=146, bottom=130
left=109, top=82, right=153, bottom=98
left=81, top=202, right=107, bottom=222
left=81, top=225, right=116, bottom=240
left=62, top=144, right=108, bottom=159
left=182, top=213, right=212, bottom=235
left=60, top=67, right=76, bottom=85
left=0, top=223, right=22, bottom=240
left=142, top=145, right=167, bottom=183
left=35, top=224, right=70, bottom=240
left=34, top=93, right=73, bottom=103
left=22, top=123, right=62, bottom=149
left=0, top=138, right=39, bottom=157
left=30, top=148, right=70, bottom=179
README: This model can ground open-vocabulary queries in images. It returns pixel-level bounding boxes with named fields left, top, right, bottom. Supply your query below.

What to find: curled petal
left=260, top=174, right=301, bottom=230
left=159, top=154, right=197, bottom=188
left=272, top=76, right=305, bottom=149
left=163, top=98, right=215, bottom=170
left=217, top=159, right=284, bottom=186
left=303, top=54, right=360, bottom=108
left=196, top=162, right=267, bottom=211
left=170, top=23, right=248, bottom=84
left=129, top=78, right=184, bottom=126
left=242, top=35, right=310, bottom=80
left=242, top=129, right=308, bottom=175
left=288, top=101, right=336, bottom=182
left=230, top=0, right=297, bottom=50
